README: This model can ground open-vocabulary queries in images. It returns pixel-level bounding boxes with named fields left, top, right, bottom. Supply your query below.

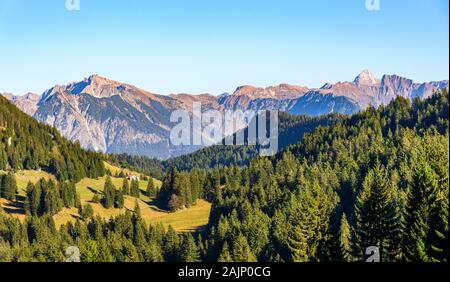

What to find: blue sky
left=0, top=0, right=448, bottom=95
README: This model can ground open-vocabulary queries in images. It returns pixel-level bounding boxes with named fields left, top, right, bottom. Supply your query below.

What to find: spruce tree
left=338, top=213, right=352, bottom=262
left=1, top=172, right=17, bottom=201
left=429, top=195, right=449, bottom=262
left=403, top=159, right=449, bottom=262
left=146, top=178, right=156, bottom=197
left=231, top=234, right=256, bottom=262
left=130, top=179, right=140, bottom=198
left=180, top=233, right=199, bottom=262
left=91, top=193, right=100, bottom=204
left=218, top=242, right=233, bottom=262
left=80, top=203, right=94, bottom=220
left=122, top=178, right=130, bottom=195
left=163, top=225, right=180, bottom=261
left=102, top=176, right=116, bottom=209
left=167, top=194, right=181, bottom=212
left=354, top=164, right=401, bottom=262
left=24, top=182, right=37, bottom=215
left=80, top=239, right=114, bottom=262
left=115, top=189, right=124, bottom=209
left=43, top=179, right=62, bottom=215
left=0, top=147, right=7, bottom=170
left=133, top=200, right=141, bottom=218
left=0, top=175, right=3, bottom=198
left=288, top=183, right=334, bottom=262
left=142, top=241, right=164, bottom=262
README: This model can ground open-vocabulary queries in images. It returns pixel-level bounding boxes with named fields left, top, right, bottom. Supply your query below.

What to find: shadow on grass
left=124, top=196, right=170, bottom=213
left=144, top=198, right=169, bottom=213
left=70, top=213, right=82, bottom=221
left=2, top=200, right=25, bottom=215
left=87, top=186, right=100, bottom=195
left=16, top=195, right=26, bottom=202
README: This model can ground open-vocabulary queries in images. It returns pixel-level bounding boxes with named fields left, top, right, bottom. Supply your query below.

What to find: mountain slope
left=4, top=71, right=448, bottom=160
left=120, top=112, right=343, bottom=173
left=30, top=75, right=195, bottom=159
left=1, top=92, right=40, bottom=116
left=203, top=90, right=449, bottom=262
left=0, top=95, right=105, bottom=182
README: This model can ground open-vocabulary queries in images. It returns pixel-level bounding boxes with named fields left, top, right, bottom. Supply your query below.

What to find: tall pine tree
left=102, top=176, right=116, bottom=209
left=403, top=158, right=449, bottom=262
left=354, top=164, right=401, bottom=262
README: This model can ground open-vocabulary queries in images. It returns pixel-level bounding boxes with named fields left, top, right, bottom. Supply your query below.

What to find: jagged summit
left=354, top=69, right=380, bottom=86
left=85, top=74, right=122, bottom=87
left=40, top=74, right=145, bottom=103
left=3, top=71, right=448, bottom=160
left=232, top=84, right=309, bottom=100
left=321, top=83, right=333, bottom=90
left=234, top=85, right=260, bottom=95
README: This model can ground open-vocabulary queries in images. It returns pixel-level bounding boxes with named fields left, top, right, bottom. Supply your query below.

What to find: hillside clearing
left=14, top=170, right=57, bottom=196
left=0, top=164, right=210, bottom=232
left=51, top=198, right=211, bottom=232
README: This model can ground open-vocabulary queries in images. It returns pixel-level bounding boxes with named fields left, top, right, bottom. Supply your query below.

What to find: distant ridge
left=2, top=70, right=448, bottom=159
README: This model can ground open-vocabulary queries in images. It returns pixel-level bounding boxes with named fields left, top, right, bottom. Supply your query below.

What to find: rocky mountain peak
left=354, top=69, right=380, bottom=86
left=231, top=84, right=309, bottom=100
left=380, top=74, right=414, bottom=88
left=86, top=74, right=118, bottom=87
left=2, top=92, right=40, bottom=116
left=320, top=83, right=333, bottom=90
left=234, top=85, right=261, bottom=96
left=22, top=92, right=41, bottom=100
left=4, top=72, right=448, bottom=160
left=40, top=74, right=131, bottom=102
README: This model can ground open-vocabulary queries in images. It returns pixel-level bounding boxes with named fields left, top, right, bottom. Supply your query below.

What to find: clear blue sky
left=0, top=0, right=448, bottom=95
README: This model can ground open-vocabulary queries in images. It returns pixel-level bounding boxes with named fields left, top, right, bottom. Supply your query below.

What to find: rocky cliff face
left=1, top=92, right=40, bottom=116
left=24, top=75, right=191, bottom=159
left=3, top=71, right=448, bottom=159
left=217, top=70, right=447, bottom=115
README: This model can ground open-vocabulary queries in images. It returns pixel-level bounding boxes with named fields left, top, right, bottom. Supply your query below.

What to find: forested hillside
left=164, top=112, right=343, bottom=171
left=107, top=154, right=164, bottom=180
left=201, top=91, right=449, bottom=262
left=0, top=91, right=448, bottom=262
left=0, top=95, right=105, bottom=182
left=110, top=112, right=343, bottom=175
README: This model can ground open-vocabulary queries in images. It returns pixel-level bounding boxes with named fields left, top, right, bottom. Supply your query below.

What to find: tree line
left=0, top=90, right=448, bottom=262
left=201, top=91, right=449, bottom=262
left=0, top=208, right=203, bottom=262
left=100, top=176, right=142, bottom=209
left=0, top=95, right=105, bottom=182
left=108, top=112, right=343, bottom=176
left=24, top=179, right=80, bottom=216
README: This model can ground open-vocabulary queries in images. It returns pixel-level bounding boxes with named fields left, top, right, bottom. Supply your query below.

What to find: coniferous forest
left=0, top=96, right=105, bottom=182
left=0, top=91, right=448, bottom=262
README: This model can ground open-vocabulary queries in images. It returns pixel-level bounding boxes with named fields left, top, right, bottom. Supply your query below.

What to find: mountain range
left=2, top=70, right=448, bottom=159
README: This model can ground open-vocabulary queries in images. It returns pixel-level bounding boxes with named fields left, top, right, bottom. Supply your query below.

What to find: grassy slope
left=52, top=198, right=211, bottom=232
left=75, top=175, right=156, bottom=201
left=0, top=163, right=211, bottom=232
left=15, top=170, right=56, bottom=196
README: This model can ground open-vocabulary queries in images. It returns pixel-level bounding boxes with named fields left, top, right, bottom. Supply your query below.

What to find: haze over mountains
left=2, top=70, right=448, bottom=159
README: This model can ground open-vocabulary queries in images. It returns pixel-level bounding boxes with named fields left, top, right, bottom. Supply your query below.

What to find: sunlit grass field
left=52, top=198, right=211, bottom=232
left=0, top=163, right=211, bottom=232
